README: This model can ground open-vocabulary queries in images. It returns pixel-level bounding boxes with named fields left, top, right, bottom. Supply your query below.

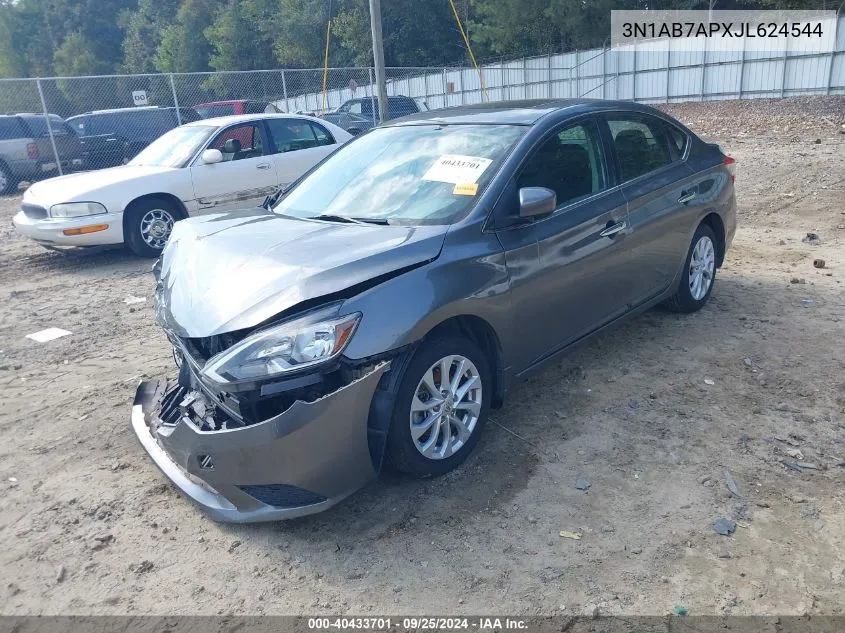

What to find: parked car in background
left=193, top=100, right=279, bottom=119
left=0, top=114, right=82, bottom=195
left=322, top=95, right=426, bottom=135
left=13, top=114, right=352, bottom=257
left=131, top=99, right=736, bottom=522
left=66, top=106, right=200, bottom=170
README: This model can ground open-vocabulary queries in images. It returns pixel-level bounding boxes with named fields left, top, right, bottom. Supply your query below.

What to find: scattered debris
left=704, top=378, right=715, bottom=385
left=781, top=460, right=816, bottom=473
left=228, top=540, right=242, bottom=553
left=813, top=259, right=826, bottom=269
left=674, top=605, right=688, bottom=616
left=55, top=565, right=66, bottom=583
left=583, top=603, right=600, bottom=619
left=802, top=298, right=814, bottom=306
left=8, top=477, right=17, bottom=483
left=90, top=534, right=114, bottom=551
left=743, top=357, right=753, bottom=367
left=790, top=277, right=800, bottom=284
left=26, top=328, right=71, bottom=343
left=803, top=232, right=821, bottom=245
left=575, top=477, right=591, bottom=491
left=781, top=447, right=804, bottom=460
left=135, top=560, right=154, bottom=574
left=713, top=518, right=736, bottom=536
left=725, top=470, right=741, bottom=498
left=559, top=530, right=582, bottom=540
left=123, top=295, right=146, bottom=305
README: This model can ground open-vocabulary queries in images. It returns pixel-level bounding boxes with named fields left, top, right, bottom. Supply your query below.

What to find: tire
left=124, top=198, right=181, bottom=258
left=0, top=162, right=17, bottom=196
left=385, top=335, right=491, bottom=477
left=664, top=223, right=718, bottom=313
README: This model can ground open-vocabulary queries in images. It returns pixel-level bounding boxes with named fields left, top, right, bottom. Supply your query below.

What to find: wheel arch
left=122, top=193, right=188, bottom=235
left=700, top=212, right=726, bottom=267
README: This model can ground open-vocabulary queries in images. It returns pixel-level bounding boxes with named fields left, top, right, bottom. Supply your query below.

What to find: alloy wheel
left=139, top=208, right=175, bottom=250
left=409, top=354, right=483, bottom=460
left=688, top=235, right=716, bottom=301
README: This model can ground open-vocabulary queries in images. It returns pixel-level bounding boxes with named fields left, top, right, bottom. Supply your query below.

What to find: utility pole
left=369, top=0, right=388, bottom=123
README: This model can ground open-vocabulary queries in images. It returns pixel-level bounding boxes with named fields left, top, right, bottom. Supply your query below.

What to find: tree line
left=0, top=0, right=831, bottom=79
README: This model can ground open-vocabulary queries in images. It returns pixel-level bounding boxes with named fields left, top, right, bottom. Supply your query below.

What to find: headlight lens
left=201, top=308, right=361, bottom=383
left=50, top=202, right=107, bottom=218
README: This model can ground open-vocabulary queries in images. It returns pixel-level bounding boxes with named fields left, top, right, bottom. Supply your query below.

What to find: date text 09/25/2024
left=307, top=617, right=530, bottom=631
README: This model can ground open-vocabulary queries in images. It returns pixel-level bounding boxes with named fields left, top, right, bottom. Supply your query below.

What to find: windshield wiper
left=310, top=214, right=390, bottom=225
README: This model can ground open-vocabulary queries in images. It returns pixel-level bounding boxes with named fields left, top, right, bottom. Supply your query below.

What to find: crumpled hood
left=155, top=208, right=448, bottom=338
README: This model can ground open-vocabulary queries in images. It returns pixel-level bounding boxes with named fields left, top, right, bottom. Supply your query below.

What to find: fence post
left=826, top=16, right=839, bottom=95
left=36, top=78, right=62, bottom=176
left=602, top=45, right=607, bottom=100
left=169, top=74, right=182, bottom=125
left=700, top=37, right=707, bottom=101
left=632, top=44, right=637, bottom=101
left=547, top=51, right=552, bottom=98
left=522, top=57, right=527, bottom=98
left=738, top=34, right=746, bottom=99
left=369, top=67, right=377, bottom=125
left=281, top=70, right=289, bottom=113
left=574, top=49, right=579, bottom=98
left=780, top=38, right=789, bottom=98
left=665, top=45, right=671, bottom=103
left=502, top=63, right=507, bottom=100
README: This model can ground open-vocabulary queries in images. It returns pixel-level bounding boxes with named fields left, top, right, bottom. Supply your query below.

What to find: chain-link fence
left=1, top=13, right=843, bottom=181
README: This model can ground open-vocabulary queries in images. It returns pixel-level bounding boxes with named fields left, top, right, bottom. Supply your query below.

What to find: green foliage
left=0, top=0, right=836, bottom=81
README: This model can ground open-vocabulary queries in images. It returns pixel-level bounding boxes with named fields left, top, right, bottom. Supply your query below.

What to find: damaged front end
left=132, top=356, right=389, bottom=522
left=133, top=295, right=393, bottom=522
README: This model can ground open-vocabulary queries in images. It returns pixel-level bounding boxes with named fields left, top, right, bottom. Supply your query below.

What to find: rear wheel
left=125, top=198, right=181, bottom=258
left=0, top=162, right=17, bottom=195
left=664, top=223, right=717, bottom=313
left=385, top=335, right=491, bottom=477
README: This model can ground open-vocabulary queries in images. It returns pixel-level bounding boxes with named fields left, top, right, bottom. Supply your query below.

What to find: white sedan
left=13, top=114, right=352, bottom=256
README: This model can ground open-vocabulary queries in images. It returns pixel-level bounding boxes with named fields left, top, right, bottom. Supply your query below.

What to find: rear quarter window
left=0, top=118, right=25, bottom=140
left=665, top=124, right=689, bottom=157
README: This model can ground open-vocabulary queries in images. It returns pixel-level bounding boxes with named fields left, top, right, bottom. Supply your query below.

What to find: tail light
left=723, top=156, right=736, bottom=183
left=26, top=143, right=39, bottom=159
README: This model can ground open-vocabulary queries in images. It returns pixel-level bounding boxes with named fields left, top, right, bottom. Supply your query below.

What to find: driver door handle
left=599, top=220, right=627, bottom=238
left=257, top=163, right=271, bottom=170
left=678, top=190, right=696, bottom=204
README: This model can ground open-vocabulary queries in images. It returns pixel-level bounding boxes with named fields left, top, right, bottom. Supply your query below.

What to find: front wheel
left=125, top=198, right=180, bottom=258
left=385, top=335, right=491, bottom=477
left=664, top=223, right=717, bottom=313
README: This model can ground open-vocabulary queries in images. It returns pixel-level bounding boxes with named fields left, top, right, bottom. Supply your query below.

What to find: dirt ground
left=1, top=97, right=844, bottom=617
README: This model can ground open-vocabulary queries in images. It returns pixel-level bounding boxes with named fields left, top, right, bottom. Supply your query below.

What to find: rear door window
left=606, top=115, right=673, bottom=182
left=665, top=124, right=688, bottom=157
left=265, top=118, right=328, bottom=152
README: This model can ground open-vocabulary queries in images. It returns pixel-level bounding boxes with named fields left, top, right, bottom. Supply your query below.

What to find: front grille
left=21, top=203, right=48, bottom=220
left=238, top=484, right=327, bottom=508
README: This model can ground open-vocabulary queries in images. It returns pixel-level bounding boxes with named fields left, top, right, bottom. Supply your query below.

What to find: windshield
left=128, top=125, right=216, bottom=168
left=274, top=124, right=526, bottom=225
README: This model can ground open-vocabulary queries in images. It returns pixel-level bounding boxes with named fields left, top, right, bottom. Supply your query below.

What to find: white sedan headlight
left=202, top=307, right=361, bottom=383
left=50, top=202, right=107, bottom=218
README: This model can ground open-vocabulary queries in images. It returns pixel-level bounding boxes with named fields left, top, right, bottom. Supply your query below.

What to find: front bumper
left=131, top=362, right=388, bottom=523
left=12, top=209, right=124, bottom=246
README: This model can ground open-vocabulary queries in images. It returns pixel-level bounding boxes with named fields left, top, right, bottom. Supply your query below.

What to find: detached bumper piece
left=131, top=363, right=388, bottom=523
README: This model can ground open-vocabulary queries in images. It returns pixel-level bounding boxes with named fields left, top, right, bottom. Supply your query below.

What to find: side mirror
left=201, top=148, right=223, bottom=165
left=518, top=187, right=556, bottom=218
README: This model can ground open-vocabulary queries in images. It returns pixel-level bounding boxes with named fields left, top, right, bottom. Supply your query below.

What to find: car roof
left=182, top=113, right=320, bottom=128
left=388, top=99, right=664, bottom=126
left=68, top=107, right=183, bottom=119
left=194, top=100, right=254, bottom=106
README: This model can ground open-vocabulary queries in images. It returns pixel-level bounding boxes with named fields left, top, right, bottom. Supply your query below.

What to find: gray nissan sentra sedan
left=132, top=99, right=736, bottom=522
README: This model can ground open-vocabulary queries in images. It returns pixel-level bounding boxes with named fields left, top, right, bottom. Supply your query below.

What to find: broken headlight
left=201, top=306, right=360, bottom=383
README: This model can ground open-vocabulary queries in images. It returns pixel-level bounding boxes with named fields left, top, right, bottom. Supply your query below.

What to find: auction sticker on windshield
left=423, top=155, right=492, bottom=184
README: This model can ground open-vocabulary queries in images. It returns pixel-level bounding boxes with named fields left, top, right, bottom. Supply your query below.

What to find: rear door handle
left=599, top=221, right=627, bottom=238
left=257, top=163, right=271, bottom=170
left=678, top=190, right=696, bottom=204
